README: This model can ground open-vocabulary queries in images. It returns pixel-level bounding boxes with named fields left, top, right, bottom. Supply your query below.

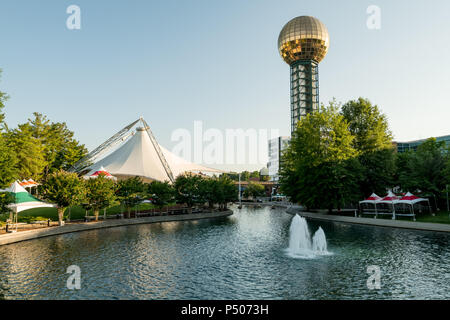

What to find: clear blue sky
left=1, top=0, right=449, bottom=171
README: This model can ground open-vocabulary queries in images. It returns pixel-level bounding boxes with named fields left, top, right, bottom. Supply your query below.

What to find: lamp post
left=238, top=173, right=242, bottom=208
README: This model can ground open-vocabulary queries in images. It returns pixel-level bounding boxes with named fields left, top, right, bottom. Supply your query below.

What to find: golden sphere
left=278, top=16, right=330, bottom=65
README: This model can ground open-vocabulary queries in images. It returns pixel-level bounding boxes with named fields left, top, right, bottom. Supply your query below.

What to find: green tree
left=341, top=97, right=395, bottom=197
left=280, top=103, right=360, bottom=212
left=0, top=134, right=17, bottom=188
left=0, top=70, right=18, bottom=187
left=6, top=123, right=46, bottom=180
left=84, top=175, right=116, bottom=221
left=249, top=171, right=260, bottom=179
left=240, top=171, right=250, bottom=181
left=398, top=138, right=448, bottom=209
left=40, top=170, right=85, bottom=225
left=243, top=182, right=265, bottom=199
left=358, top=148, right=395, bottom=197
left=218, top=175, right=238, bottom=210
left=219, top=172, right=240, bottom=181
left=147, top=180, right=175, bottom=212
left=0, top=191, right=14, bottom=216
left=0, top=69, right=8, bottom=131
left=25, top=113, right=88, bottom=175
left=341, top=98, right=393, bottom=153
left=174, top=173, right=204, bottom=211
left=116, top=177, right=145, bottom=218
left=199, top=177, right=229, bottom=209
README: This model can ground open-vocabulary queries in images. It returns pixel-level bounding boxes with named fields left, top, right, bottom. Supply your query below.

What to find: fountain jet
left=287, top=215, right=330, bottom=258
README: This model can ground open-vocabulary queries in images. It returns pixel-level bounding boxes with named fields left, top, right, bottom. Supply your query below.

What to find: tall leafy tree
left=84, top=175, right=116, bottom=221
left=0, top=69, right=8, bottom=132
left=280, top=103, right=361, bottom=212
left=243, top=182, right=265, bottom=198
left=26, top=113, right=88, bottom=175
left=0, top=137, right=17, bottom=188
left=116, top=177, right=145, bottom=218
left=0, top=191, right=14, bottom=216
left=249, top=171, right=260, bottom=179
left=218, top=175, right=237, bottom=210
left=6, top=123, right=46, bottom=180
left=341, top=97, right=393, bottom=153
left=40, top=170, right=86, bottom=225
left=174, top=173, right=204, bottom=211
left=147, top=180, right=175, bottom=212
left=341, top=97, right=395, bottom=197
left=0, top=69, right=18, bottom=187
left=398, top=138, right=448, bottom=209
left=240, top=171, right=250, bottom=181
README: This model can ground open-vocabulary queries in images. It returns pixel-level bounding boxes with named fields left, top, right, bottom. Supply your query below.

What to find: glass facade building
left=268, top=136, right=291, bottom=182
left=395, top=135, right=450, bottom=153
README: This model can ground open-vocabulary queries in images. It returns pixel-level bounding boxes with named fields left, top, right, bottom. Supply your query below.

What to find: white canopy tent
left=395, top=192, right=431, bottom=221
left=83, top=125, right=222, bottom=182
left=359, top=193, right=382, bottom=205
left=359, top=191, right=431, bottom=221
left=1, top=181, right=55, bottom=232
left=358, top=193, right=382, bottom=217
left=378, top=191, right=400, bottom=219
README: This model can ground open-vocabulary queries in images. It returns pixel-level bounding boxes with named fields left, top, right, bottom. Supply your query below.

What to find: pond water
left=0, top=206, right=449, bottom=300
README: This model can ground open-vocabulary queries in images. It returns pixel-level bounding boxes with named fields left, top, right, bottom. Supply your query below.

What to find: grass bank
left=0, top=203, right=166, bottom=223
left=415, top=211, right=450, bottom=224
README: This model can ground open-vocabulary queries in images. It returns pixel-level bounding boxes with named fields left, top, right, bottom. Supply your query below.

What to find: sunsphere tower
left=278, top=16, right=330, bottom=134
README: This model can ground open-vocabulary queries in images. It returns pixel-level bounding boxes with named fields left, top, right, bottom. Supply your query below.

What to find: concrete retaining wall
left=286, top=207, right=450, bottom=233
left=0, top=210, right=233, bottom=246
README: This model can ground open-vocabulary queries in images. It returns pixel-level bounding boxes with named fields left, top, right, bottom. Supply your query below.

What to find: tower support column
left=290, top=60, right=319, bottom=134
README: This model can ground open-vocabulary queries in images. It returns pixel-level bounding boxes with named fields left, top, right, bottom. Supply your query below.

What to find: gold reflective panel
left=278, top=16, right=330, bottom=65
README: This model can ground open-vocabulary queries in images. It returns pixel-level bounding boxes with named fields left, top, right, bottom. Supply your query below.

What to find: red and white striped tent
left=359, top=193, right=382, bottom=204
left=359, top=193, right=382, bottom=216
left=379, top=191, right=400, bottom=204
left=377, top=191, right=401, bottom=219
left=398, top=192, right=431, bottom=219
left=360, top=191, right=431, bottom=221
left=83, top=166, right=117, bottom=180
left=399, top=192, right=429, bottom=205
left=19, top=179, right=39, bottom=188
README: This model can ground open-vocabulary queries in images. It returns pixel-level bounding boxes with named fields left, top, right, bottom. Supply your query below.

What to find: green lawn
left=415, top=211, right=450, bottom=224
left=0, top=203, right=159, bottom=223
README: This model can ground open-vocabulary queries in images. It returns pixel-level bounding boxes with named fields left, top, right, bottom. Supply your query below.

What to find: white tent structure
left=374, top=191, right=400, bottom=219
left=72, top=117, right=222, bottom=182
left=0, top=181, right=55, bottom=232
left=395, top=192, right=431, bottom=221
left=359, top=193, right=382, bottom=205
left=359, top=191, right=430, bottom=221
left=359, top=193, right=382, bottom=217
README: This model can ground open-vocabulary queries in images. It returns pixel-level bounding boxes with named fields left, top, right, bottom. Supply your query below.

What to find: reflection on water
left=0, top=206, right=449, bottom=300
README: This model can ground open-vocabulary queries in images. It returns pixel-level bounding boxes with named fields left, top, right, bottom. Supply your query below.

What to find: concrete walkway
left=0, top=210, right=233, bottom=246
left=286, top=207, right=450, bottom=233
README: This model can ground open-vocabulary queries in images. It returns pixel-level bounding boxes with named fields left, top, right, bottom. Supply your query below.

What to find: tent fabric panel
left=14, top=191, right=42, bottom=204
left=8, top=202, right=56, bottom=213
left=85, top=128, right=223, bottom=182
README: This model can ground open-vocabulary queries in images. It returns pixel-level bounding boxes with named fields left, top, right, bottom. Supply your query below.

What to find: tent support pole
left=392, top=201, right=396, bottom=220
